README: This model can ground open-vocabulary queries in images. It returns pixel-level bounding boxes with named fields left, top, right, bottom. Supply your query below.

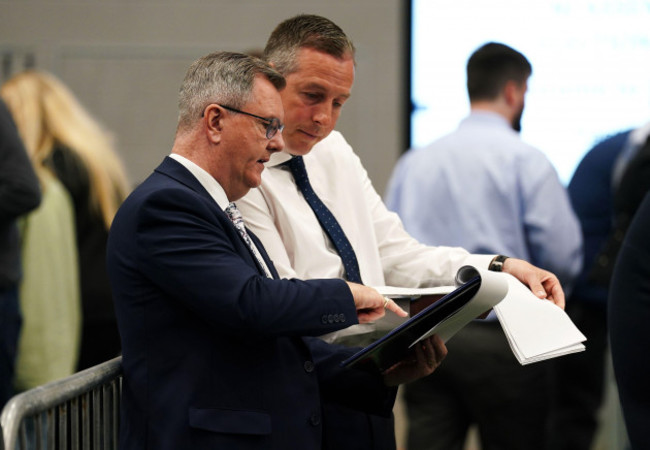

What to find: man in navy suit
left=106, top=51, right=445, bottom=449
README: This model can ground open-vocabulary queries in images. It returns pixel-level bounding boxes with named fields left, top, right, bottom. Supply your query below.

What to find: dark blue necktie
left=286, top=155, right=362, bottom=283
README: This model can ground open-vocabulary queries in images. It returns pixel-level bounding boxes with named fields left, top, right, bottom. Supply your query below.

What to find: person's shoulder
left=505, top=138, right=558, bottom=181
left=313, top=130, right=352, bottom=153
left=522, top=144, right=558, bottom=174
left=599, top=129, right=633, bottom=146
left=404, top=138, right=446, bottom=160
left=136, top=169, right=197, bottom=202
left=307, top=131, right=358, bottom=164
left=393, top=144, right=425, bottom=173
left=504, top=130, right=549, bottom=161
left=116, top=170, right=219, bottom=234
left=518, top=139, right=547, bottom=157
left=119, top=162, right=183, bottom=206
left=587, top=130, right=633, bottom=157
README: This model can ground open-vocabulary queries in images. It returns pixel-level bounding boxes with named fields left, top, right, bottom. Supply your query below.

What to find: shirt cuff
left=463, top=254, right=497, bottom=271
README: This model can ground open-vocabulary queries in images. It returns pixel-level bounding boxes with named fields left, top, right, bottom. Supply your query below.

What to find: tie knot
left=286, top=155, right=307, bottom=178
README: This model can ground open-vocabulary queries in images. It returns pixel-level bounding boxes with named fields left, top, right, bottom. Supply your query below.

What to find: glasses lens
left=266, top=118, right=283, bottom=140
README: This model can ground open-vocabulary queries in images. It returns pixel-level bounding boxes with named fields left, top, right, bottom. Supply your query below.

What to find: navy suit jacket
left=609, top=192, right=650, bottom=450
left=107, top=157, right=395, bottom=449
left=567, top=130, right=630, bottom=304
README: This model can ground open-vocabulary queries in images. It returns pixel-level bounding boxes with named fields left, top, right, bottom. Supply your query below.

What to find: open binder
left=341, top=265, right=586, bottom=373
left=341, top=266, right=506, bottom=373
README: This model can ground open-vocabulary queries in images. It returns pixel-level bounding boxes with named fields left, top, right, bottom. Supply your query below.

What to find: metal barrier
left=1, top=357, right=122, bottom=450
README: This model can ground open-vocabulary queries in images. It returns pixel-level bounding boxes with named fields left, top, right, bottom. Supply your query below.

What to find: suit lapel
left=248, top=231, right=279, bottom=279
left=155, top=157, right=278, bottom=279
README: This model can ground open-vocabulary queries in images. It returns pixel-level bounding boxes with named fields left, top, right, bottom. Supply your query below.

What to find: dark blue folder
left=340, top=275, right=482, bottom=373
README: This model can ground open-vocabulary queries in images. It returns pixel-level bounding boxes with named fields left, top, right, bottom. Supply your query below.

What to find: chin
left=247, top=177, right=262, bottom=189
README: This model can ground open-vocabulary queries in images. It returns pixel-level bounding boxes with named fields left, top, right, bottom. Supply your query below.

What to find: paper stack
left=375, top=266, right=586, bottom=365
left=494, top=273, right=586, bottom=364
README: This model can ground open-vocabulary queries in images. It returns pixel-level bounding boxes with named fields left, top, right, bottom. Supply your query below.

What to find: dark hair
left=177, top=51, right=285, bottom=130
left=264, top=14, right=355, bottom=75
left=466, top=42, right=532, bottom=102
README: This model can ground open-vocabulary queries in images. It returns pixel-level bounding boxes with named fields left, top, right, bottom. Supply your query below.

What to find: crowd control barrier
left=1, top=357, right=122, bottom=450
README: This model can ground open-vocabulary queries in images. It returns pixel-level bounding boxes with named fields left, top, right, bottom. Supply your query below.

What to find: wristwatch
left=488, top=255, right=509, bottom=272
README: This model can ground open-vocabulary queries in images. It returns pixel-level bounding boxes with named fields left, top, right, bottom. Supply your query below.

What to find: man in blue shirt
left=385, top=42, right=582, bottom=450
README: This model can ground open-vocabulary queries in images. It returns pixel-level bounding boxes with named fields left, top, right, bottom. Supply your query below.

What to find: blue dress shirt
left=385, top=111, right=582, bottom=288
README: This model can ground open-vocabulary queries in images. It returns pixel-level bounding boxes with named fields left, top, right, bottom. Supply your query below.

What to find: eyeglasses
left=219, top=104, right=284, bottom=140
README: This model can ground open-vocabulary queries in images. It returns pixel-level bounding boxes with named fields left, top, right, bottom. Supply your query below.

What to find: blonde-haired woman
left=1, top=70, right=130, bottom=380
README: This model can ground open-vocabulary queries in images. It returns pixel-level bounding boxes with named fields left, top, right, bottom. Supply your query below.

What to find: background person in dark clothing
left=609, top=192, right=650, bottom=450
left=0, top=98, right=41, bottom=406
left=1, top=70, right=130, bottom=370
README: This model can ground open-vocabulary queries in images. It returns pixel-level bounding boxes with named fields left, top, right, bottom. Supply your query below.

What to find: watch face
left=489, top=255, right=508, bottom=272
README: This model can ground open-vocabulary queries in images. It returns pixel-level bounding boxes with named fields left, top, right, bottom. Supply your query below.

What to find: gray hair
left=264, top=14, right=355, bottom=76
left=177, top=51, right=285, bottom=130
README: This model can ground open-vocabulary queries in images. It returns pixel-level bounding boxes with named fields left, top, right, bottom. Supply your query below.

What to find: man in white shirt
left=237, top=14, right=567, bottom=450
left=108, top=51, right=444, bottom=450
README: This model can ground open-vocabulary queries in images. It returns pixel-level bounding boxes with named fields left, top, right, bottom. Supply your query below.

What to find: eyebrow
left=302, top=82, right=351, bottom=100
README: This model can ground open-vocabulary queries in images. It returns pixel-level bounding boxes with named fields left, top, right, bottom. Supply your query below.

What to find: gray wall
left=0, top=0, right=406, bottom=195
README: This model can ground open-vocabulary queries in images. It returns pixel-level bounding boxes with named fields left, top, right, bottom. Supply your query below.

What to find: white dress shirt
left=238, top=131, right=492, bottom=342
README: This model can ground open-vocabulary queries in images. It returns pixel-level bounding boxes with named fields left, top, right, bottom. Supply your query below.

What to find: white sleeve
left=354, top=150, right=493, bottom=286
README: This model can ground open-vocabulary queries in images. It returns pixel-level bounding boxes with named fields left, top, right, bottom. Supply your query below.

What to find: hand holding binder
left=382, top=334, right=447, bottom=387
left=341, top=265, right=586, bottom=374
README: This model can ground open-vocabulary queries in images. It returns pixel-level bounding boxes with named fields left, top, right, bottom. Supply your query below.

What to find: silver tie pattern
left=225, top=202, right=273, bottom=278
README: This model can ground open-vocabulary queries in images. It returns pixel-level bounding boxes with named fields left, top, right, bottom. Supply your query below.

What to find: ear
left=504, top=80, right=526, bottom=107
left=203, top=104, right=224, bottom=144
left=503, top=80, right=518, bottom=106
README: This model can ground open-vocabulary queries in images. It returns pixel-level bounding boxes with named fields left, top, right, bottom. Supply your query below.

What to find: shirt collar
left=169, top=153, right=230, bottom=211
left=265, top=151, right=294, bottom=168
left=464, top=110, right=512, bottom=129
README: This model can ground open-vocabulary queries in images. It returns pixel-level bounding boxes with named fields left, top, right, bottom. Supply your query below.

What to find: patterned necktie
left=285, top=155, right=362, bottom=283
left=225, top=202, right=273, bottom=278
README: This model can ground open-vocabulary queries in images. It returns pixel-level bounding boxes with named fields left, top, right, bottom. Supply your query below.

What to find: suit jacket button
left=310, top=413, right=321, bottom=426
left=327, top=314, right=334, bottom=323
left=321, top=315, right=328, bottom=324
left=304, top=361, right=315, bottom=373
left=339, top=314, right=346, bottom=323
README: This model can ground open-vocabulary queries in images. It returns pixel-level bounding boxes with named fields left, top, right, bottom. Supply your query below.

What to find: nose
left=312, top=103, right=332, bottom=128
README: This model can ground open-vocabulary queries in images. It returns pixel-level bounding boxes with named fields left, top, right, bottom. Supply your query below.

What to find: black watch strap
left=488, top=255, right=509, bottom=272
